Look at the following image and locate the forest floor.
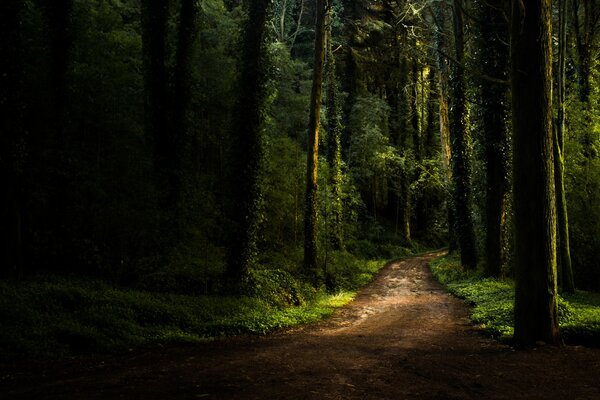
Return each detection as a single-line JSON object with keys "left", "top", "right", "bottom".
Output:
{"left": 1, "top": 251, "right": 599, "bottom": 399}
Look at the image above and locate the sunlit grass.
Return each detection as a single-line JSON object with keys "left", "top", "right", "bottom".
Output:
{"left": 0, "top": 256, "right": 381, "bottom": 359}
{"left": 430, "top": 254, "right": 600, "bottom": 345}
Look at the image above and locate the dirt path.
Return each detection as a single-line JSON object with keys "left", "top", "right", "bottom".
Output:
{"left": 2, "top": 252, "right": 600, "bottom": 399}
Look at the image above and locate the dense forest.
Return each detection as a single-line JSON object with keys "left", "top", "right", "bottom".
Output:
{"left": 0, "top": 0, "right": 599, "bottom": 357}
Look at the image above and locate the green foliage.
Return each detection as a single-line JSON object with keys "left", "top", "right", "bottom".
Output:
{"left": 0, "top": 274, "right": 356, "bottom": 359}
{"left": 430, "top": 255, "right": 600, "bottom": 344}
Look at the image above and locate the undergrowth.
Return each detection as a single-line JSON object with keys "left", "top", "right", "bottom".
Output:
{"left": 0, "top": 252, "right": 390, "bottom": 360}
{"left": 430, "top": 254, "right": 600, "bottom": 345}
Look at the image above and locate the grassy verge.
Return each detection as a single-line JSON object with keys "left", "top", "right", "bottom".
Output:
{"left": 430, "top": 254, "right": 600, "bottom": 345}
{"left": 0, "top": 257, "right": 387, "bottom": 360}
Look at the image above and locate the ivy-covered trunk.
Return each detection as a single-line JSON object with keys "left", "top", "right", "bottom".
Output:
{"left": 511, "top": 0, "right": 561, "bottom": 346}
{"left": 477, "top": 0, "right": 510, "bottom": 277}
{"left": 304, "top": 0, "right": 328, "bottom": 282}
{"left": 226, "top": 0, "right": 272, "bottom": 285}
{"left": 450, "top": 0, "right": 477, "bottom": 269}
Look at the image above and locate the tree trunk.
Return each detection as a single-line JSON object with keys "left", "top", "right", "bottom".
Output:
{"left": 571, "top": 0, "right": 592, "bottom": 103}
{"left": 325, "top": 19, "right": 344, "bottom": 251}
{"left": 555, "top": 0, "right": 575, "bottom": 294}
{"left": 434, "top": 1, "right": 457, "bottom": 252}
{"left": 477, "top": 0, "right": 510, "bottom": 277}
{"left": 226, "top": 0, "right": 273, "bottom": 284}
{"left": 511, "top": 0, "right": 561, "bottom": 346}
{"left": 304, "top": 0, "right": 328, "bottom": 282}
{"left": 171, "top": 0, "right": 198, "bottom": 205}
{"left": 450, "top": 0, "right": 477, "bottom": 269}
{"left": 0, "top": 0, "right": 25, "bottom": 276}
{"left": 141, "top": 0, "right": 170, "bottom": 200}
{"left": 424, "top": 67, "right": 437, "bottom": 158}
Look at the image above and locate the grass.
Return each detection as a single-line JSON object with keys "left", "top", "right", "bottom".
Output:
{"left": 0, "top": 255, "right": 388, "bottom": 360}
{"left": 429, "top": 254, "right": 600, "bottom": 345}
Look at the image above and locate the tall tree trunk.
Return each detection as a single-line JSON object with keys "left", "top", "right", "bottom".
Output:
{"left": 141, "top": 0, "right": 170, "bottom": 201}
{"left": 571, "top": 0, "right": 593, "bottom": 103}
{"left": 325, "top": 19, "right": 344, "bottom": 251}
{"left": 304, "top": 0, "right": 328, "bottom": 281}
{"left": 171, "top": 0, "right": 198, "bottom": 211}
{"left": 511, "top": 0, "right": 561, "bottom": 346}
{"left": 226, "top": 0, "right": 273, "bottom": 284}
{"left": 477, "top": 0, "right": 510, "bottom": 277}
{"left": 433, "top": 1, "right": 457, "bottom": 252}
{"left": 0, "top": 0, "right": 25, "bottom": 276}
{"left": 450, "top": 0, "right": 477, "bottom": 269}
{"left": 555, "top": 0, "right": 575, "bottom": 293}
{"left": 424, "top": 67, "right": 437, "bottom": 158}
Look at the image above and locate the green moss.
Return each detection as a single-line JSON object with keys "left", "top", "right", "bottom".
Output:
{"left": 430, "top": 254, "right": 600, "bottom": 345}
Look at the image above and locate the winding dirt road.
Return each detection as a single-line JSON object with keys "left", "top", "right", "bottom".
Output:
{"left": 2, "top": 251, "right": 600, "bottom": 399}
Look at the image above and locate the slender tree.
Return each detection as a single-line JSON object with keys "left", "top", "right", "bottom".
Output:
{"left": 511, "top": 0, "right": 561, "bottom": 346}
{"left": 555, "top": 0, "right": 575, "bottom": 293}
{"left": 432, "top": 2, "right": 457, "bottom": 252}
{"left": 476, "top": 0, "right": 511, "bottom": 277}
{"left": 325, "top": 17, "right": 344, "bottom": 251}
{"left": 141, "top": 0, "right": 170, "bottom": 201}
{"left": 304, "top": 0, "right": 329, "bottom": 281}
{"left": 171, "top": 0, "right": 199, "bottom": 198}
{"left": 226, "top": 0, "right": 273, "bottom": 283}
{"left": 450, "top": 0, "right": 477, "bottom": 269}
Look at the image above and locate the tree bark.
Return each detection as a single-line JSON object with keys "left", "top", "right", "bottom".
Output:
{"left": 477, "top": 0, "right": 510, "bottom": 277}
{"left": 171, "top": 0, "right": 198, "bottom": 203}
{"left": 555, "top": 0, "right": 575, "bottom": 293}
{"left": 304, "top": 0, "right": 328, "bottom": 281}
{"left": 226, "top": 0, "right": 273, "bottom": 284}
{"left": 450, "top": 0, "right": 477, "bottom": 269}
{"left": 325, "top": 17, "right": 344, "bottom": 251}
{"left": 141, "top": 0, "right": 170, "bottom": 199}
{"left": 511, "top": 0, "right": 561, "bottom": 346}
{"left": 433, "top": 1, "right": 457, "bottom": 252}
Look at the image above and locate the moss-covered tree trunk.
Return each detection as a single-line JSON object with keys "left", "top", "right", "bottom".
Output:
{"left": 434, "top": 0, "right": 457, "bottom": 252}
{"left": 477, "top": 0, "right": 510, "bottom": 277}
{"left": 304, "top": 0, "right": 328, "bottom": 282}
{"left": 511, "top": 0, "right": 561, "bottom": 346}
{"left": 0, "top": 0, "right": 25, "bottom": 276}
{"left": 450, "top": 0, "right": 477, "bottom": 269}
{"left": 325, "top": 18, "right": 344, "bottom": 251}
{"left": 555, "top": 0, "right": 575, "bottom": 293}
{"left": 226, "top": 0, "right": 272, "bottom": 284}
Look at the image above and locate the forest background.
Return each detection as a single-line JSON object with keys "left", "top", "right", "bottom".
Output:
{"left": 0, "top": 0, "right": 598, "bottom": 356}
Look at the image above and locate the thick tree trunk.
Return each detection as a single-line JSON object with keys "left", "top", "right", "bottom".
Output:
{"left": 226, "top": 0, "right": 272, "bottom": 283}
{"left": 450, "top": 0, "right": 477, "bottom": 269}
{"left": 304, "top": 0, "right": 328, "bottom": 282}
{"left": 511, "top": 0, "right": 561, "bottom": 346}
{"left": 0, "top": 0, "right": 25, "bottom": 276}
{"left": 477, "top": 0, "right": 510, "bottom": 277}
{"left": 555, "top": 0, "right": 575, "bottom": 293}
